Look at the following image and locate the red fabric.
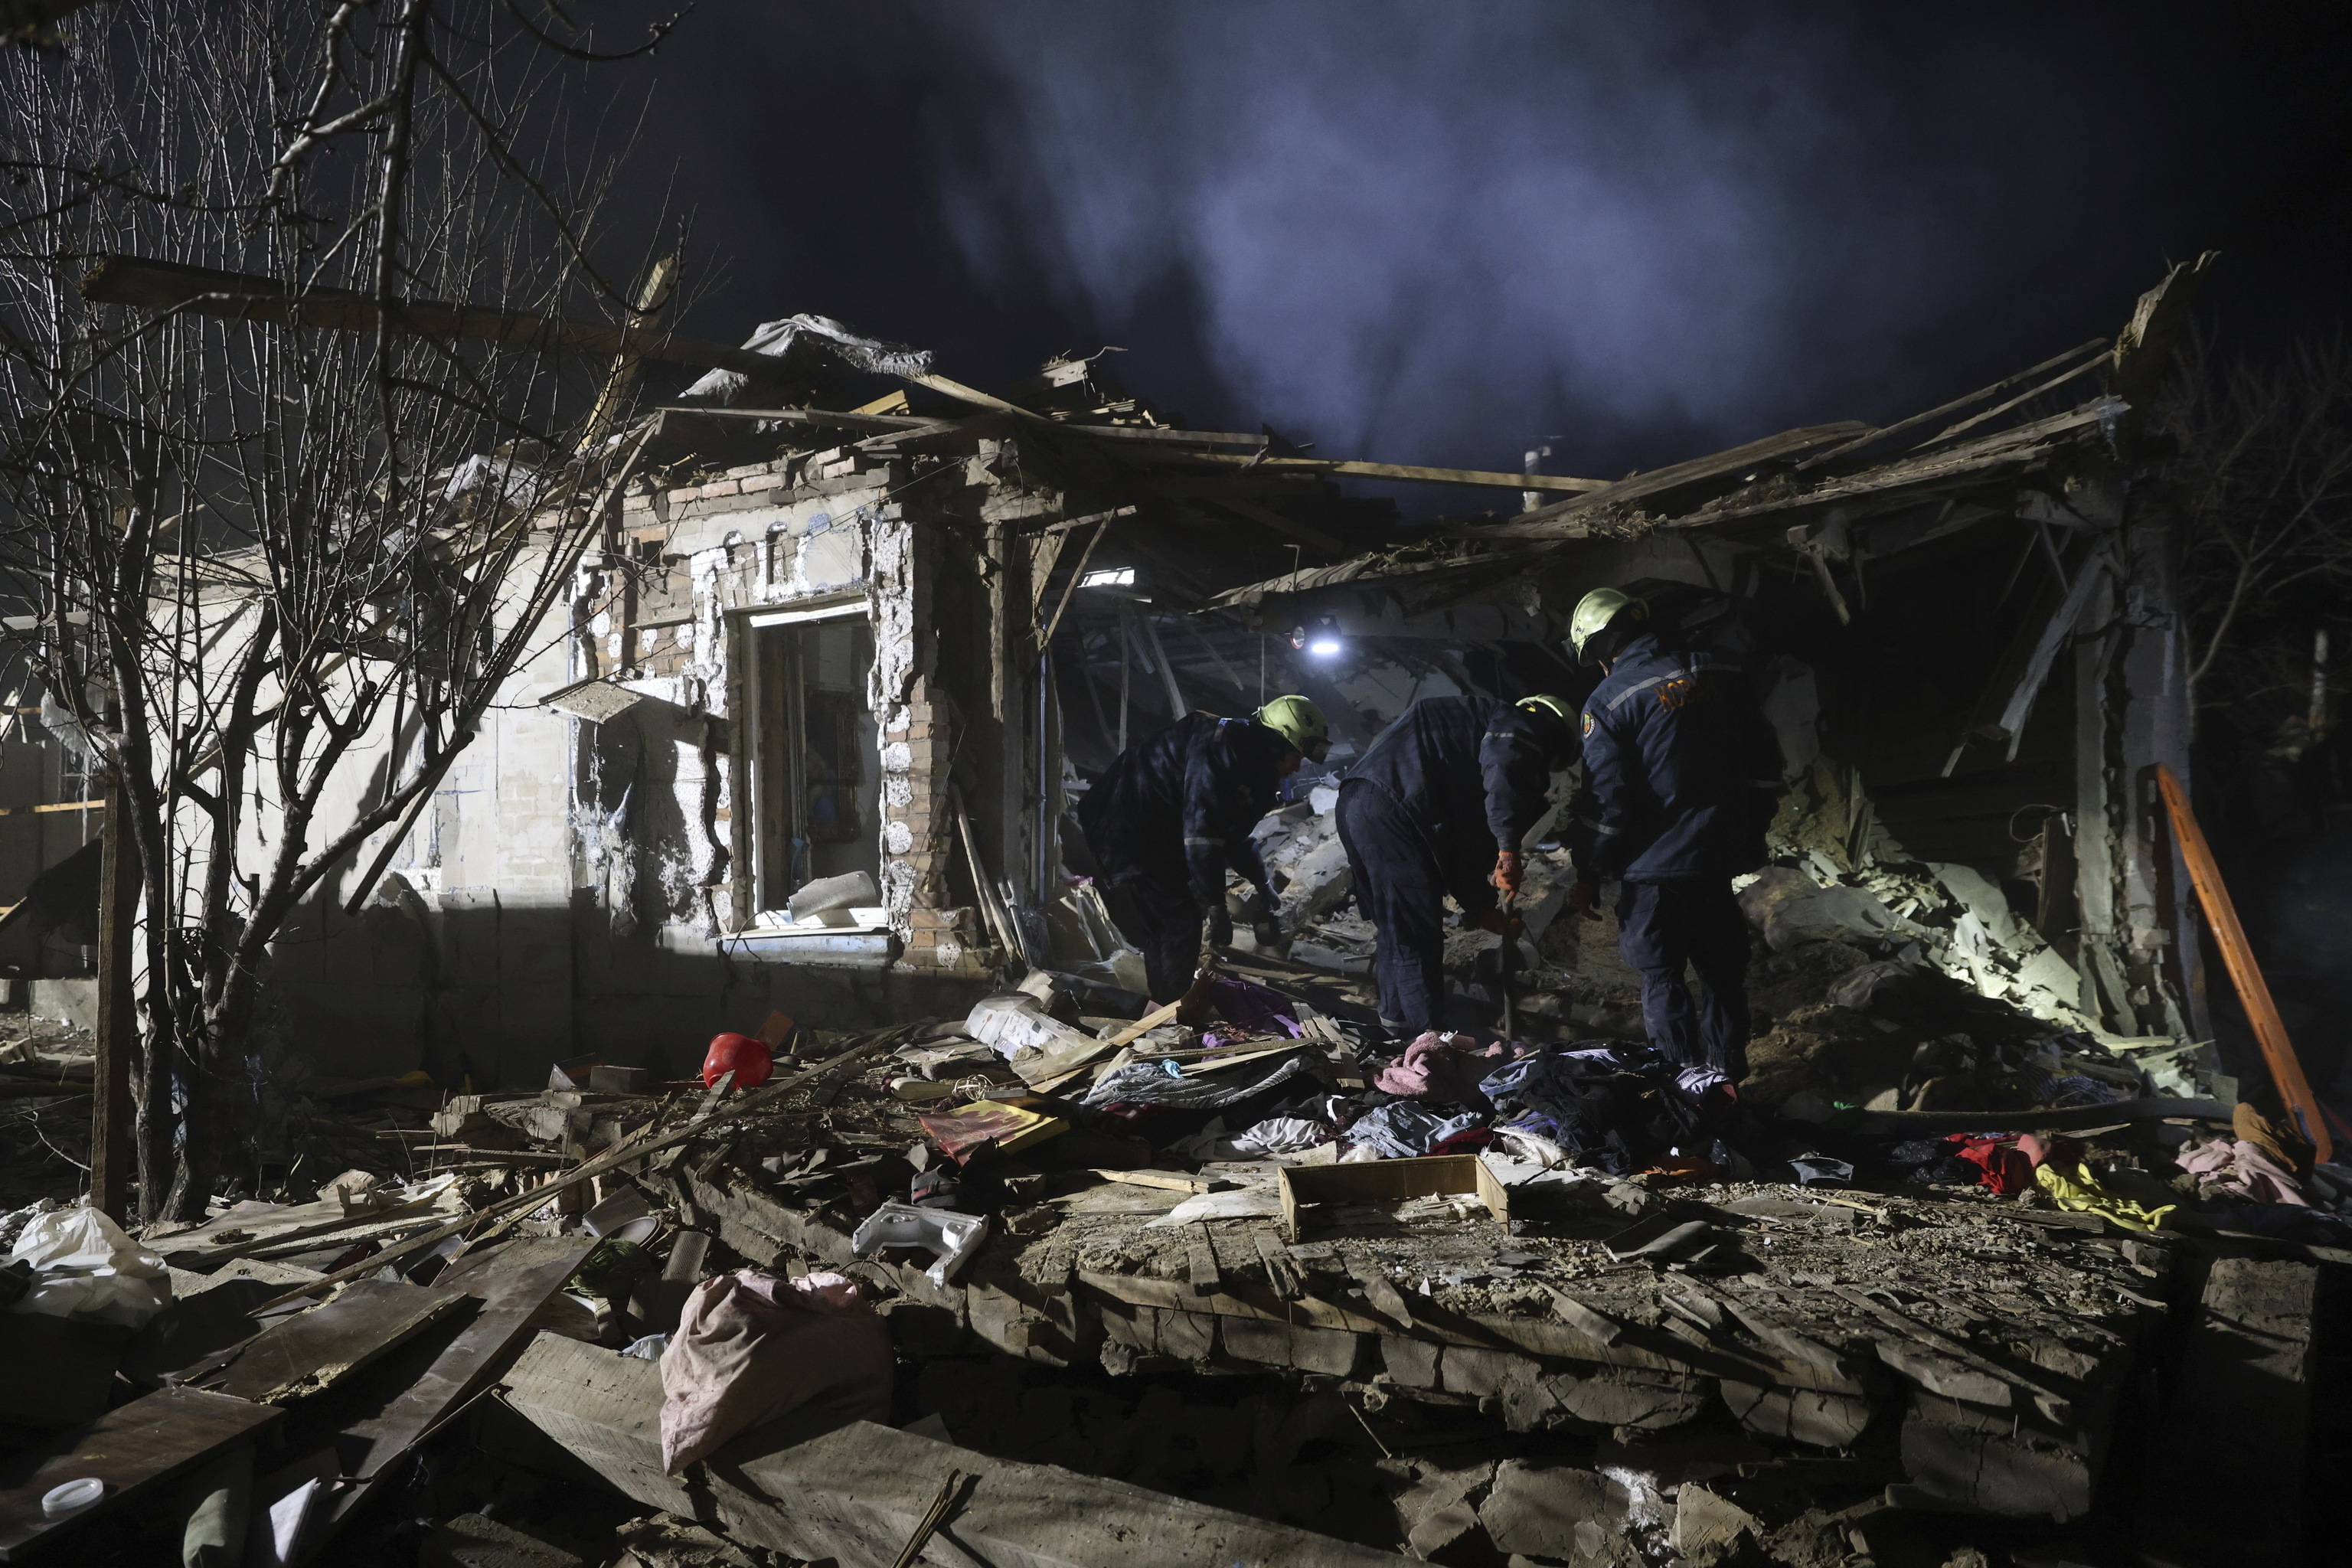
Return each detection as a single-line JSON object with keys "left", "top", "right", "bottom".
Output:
{"left": 1946, "top": 1132, "right": 2035, "bottom": 1195}
{"left": 702, "top": 1032, "right": 773, "bottom": 1089}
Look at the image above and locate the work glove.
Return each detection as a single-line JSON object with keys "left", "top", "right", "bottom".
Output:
{"left": 1205, "top": 905, "right": 1234, "bottom": 949}
{"left": 1472, "top": 907, "right": 1524, "bottom": 940}
{"left": 1252, "top": 914, "right": 1285, "bottom": 948}
{"left": 1491, "top": 849, "right": 1524, "bottom": 898}
{"left": 1570, "top": 879, "right": 1603, "bottom": 923}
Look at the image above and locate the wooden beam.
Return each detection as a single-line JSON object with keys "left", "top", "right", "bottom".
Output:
{"left": 90, "top": 778, "right": 134, "bottom": 1223}
{"left": 1795, "top": 339, "right": 2109, "bottom": 471}
{"left": 2156, "top": 765, "right": 2332, "bottom": 1163}
{"left": 82, "top": 255, "right": 783, "bottom": 379}
{"left": 0, "top": 1387, "right": 283, "bottom": 1560}
{"left": 1142, "top": 449, "right": 1608, "bottom": 492}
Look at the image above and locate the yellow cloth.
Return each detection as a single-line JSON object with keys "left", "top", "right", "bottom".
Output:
{"left": 2035, "top": 1159, "right": 2175, "bottom": 1233}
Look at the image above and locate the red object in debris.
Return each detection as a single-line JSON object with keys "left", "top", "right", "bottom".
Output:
{"left": 703, "top": 1032, "right": 773, "bottom": 1090}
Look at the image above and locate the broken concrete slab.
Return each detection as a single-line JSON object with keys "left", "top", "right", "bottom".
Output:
{"left": 500, "top": 1333, "right": 1413, "bottom": 1566}
{"left": 1475, "top": 1459, "right": 1628, "bottom": 1563}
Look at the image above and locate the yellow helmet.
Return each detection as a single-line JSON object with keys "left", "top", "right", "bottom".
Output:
{"left": 1255, "top": 694, "right": 1329, "bottom": 761}
{"left": 1517, "top": 694, "right": 1572, "bottom": 726}
{"left": 1569, "top": 586, "right": 1648, "bottom": 663}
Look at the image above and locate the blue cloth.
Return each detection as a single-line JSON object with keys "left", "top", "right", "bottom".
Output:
{"left": 1614, "top": 877, "right": 1753, "bottom": 1077}
{"left": 1567, "top": 633, "right": 1782, "bottom": 882}
{"left": 1345, "top": 1102, "right": 1483, "bottom": 1159}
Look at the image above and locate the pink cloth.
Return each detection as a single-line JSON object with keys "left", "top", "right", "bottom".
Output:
{"left": 1374, "top": 1031, "right": 1504, "bottom": 1107}
{"left": 658, "top": 1269, "right": 893, "bottom": 1472}
{"left": 2176, "top": 1138, "right": 2310, "bottom": 1207}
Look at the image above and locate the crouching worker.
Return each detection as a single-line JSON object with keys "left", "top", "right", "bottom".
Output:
{"left": 1336, "top": 694, "right": 1575, "bottom": 1036}
{"left": 1077, "top": 696, "right": 1328, "bottom": 1002}
{"left": 1565, "top": 588, "right": 1782, "bottom": 1081}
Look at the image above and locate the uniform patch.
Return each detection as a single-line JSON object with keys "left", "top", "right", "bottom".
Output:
{"left": 1656, "top": 675, "right": 1698, "bottom": 710}
{"left": 1580, "top": 712, "right": 1595, "bottom": 738}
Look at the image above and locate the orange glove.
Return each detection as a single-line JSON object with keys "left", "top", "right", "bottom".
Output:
{"left": 1491, "top": 849, "right": 1524, "bottom": 897}
{"left": 1570, "top": 880, "right": 1603, "bottom": 923}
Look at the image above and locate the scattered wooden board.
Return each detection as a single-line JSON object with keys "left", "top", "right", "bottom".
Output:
{"left": 294, "top": 1236, "right": 597, "bottom": 1563}
{"left": 0, "top": 1386, "right": 283, "bottom": 1560}
{"left": 201, "top": 1279, "right": 465, "bottom": 1404}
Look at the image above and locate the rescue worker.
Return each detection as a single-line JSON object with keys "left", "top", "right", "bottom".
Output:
{"left": 1335, "top": 694, "right": 1576, "bottom": 1035}
{"left": 1564, "top": 587, "right": 1782, "bottom": 1081}
{"left": 1077, "top": 695, "right": 1330, "bottom": 1002}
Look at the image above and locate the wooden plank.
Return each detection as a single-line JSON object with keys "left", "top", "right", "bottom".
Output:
{"left": 152, "top": 1191, "right": 456, "bottom": 1269}
{"left": 1028, "top": 998, "right": 1184, "bottom": 1093}
{"left": 0, "top": 1386, "right": 282, "bottom": 1560}
{"left": 1794, "top": 338, "right": 2109, "bottom": 471}
{"left": 203, "top": 1279, "right": 465, "bottom": 1404}
{"left": 1135, "top": 448, "right": 1609, "bottom": 492}
{"left": 2157, "top": 766, "right": 2333, "bottom": 1161}
{"left": 1466, "top": 421, "right": 1870, "bottom": 537}
{"left": 81, "top": 255, "right": 789, "bottom": 381}
{"left": 249, "top": 1030, "right": 907, "bottom": 1314}
{"left": 296, "top": 1236, "right": 597, "bottom": 1563}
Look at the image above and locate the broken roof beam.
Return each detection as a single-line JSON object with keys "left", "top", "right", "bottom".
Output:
{"left": 1794, "top": 338, "right": 2109, "bottom": 472}
{"left": 1467, "top": 421, "right": 1870, "bottom": 539}
{"left": 81, "top": 255, "right": 786, "bottom": 379}
{"left": 1145, "top": 449, "right": 1609, "bottom": 493}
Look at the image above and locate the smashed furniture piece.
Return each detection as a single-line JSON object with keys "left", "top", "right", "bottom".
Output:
{"left": 851, "top": 1201, "right": 988, "bottom": 1286}
{"left": 0, "top": 1385, "right": 282, "bottom": 1560}
{"left": 501, "top": 1334, "right": 1412, "bottom": 1567}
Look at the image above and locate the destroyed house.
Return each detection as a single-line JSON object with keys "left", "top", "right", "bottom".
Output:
{"left": 8, "top": 260, "right": 2341, "bottom": 1568}
{"left": 133, "top": 258, "right": 2217, "bottom": 1102}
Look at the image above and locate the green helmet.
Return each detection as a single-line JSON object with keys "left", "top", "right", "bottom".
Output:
{"left": 1517, "top": 694, "right": 1572, "bottom": 727}
{"left": 1255, "top": 694, "right": 1329, "bottom": 760}
{"left": 1569, "top": 586, "right": 1648, "bottom": 664}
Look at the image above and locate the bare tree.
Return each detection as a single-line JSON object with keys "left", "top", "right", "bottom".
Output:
{"left": 2161, "top": 328, "right": 2352, "bottom": 732}
{"left": 0, "top": 0, "right": 678, "bottom": 1218}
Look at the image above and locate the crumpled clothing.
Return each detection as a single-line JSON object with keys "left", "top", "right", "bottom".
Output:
{"left": 1170, "top": 1116, "right": 1334, "bottom": 1162}
{"left": 2177, "top": 1138, "right": 2308, "bottom": 1207}
{"left": 1344, "top": 1102, "right": 1483, "bottom": 1160}
{"left": 2233, "top": 1102, "right": 2314, "bottom": 1176}
{"left": 7, "top": 1206, "right": 172, "bottom": 1328}
{"left": 1374, "top": 1032, "right": 1504, "bottom": 1107}
{"left": 1947, "top": 1133, "right": 2036, "bottom": 1196}
{"left": 1477, "top": 1043, "right": 1729, "bottom": 1177}
{"left": 2035, "top": 1159, "right": 2175, "bottom": 1233}
{"left": 1081, "top": 1049, "right": 1324, "bottom": 1109}
{"left": 660, "top": 1269, "right": 892, "bottom": 1473}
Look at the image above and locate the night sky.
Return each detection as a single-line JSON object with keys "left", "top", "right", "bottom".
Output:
{"left": 617, "top": 2, "right": 2352, "bottom": 491}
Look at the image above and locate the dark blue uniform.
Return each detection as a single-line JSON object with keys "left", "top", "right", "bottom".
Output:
{"left": 1567, "top": 632, "right": 1782, "bottom": 1077}
{"left": 1078, "top": 714, "right": 1291, "bottom": 1001}
{"left": 1336, "top": 697, "right": 1570, "bottom": 1031}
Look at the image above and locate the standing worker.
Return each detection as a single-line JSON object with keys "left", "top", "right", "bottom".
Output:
{"left": 1564, "top": 588, "right": 1783, "bottom": 1081}
{"left": 1335, "top": 694, "right": 1576, "bottom": 1036}
{"left": 1078, "top": 696, "right": 1329, "bottom": 1002}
